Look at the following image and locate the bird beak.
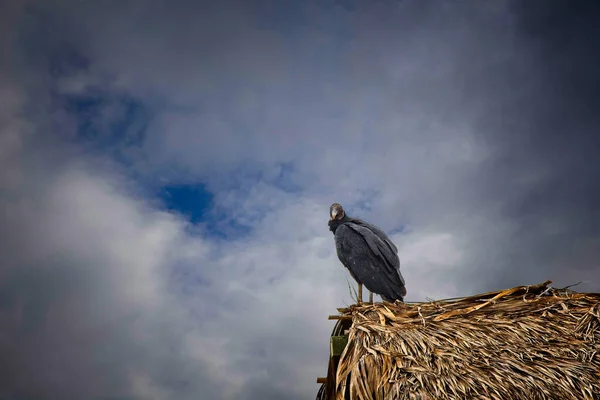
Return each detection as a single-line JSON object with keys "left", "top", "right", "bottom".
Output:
{"left": 330, "top": 210, "right": 337, "bottom": 220}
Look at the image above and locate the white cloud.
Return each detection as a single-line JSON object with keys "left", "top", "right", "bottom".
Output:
{"left": 396, "top": 232, "right": 466, "bottom": 300}
{"left": 129, "top": 371, "right": 172, "bottom": 400}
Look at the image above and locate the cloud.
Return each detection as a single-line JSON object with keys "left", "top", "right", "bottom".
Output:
{"left": 0, "top": 156, "right": 217, "bottom": 398}
{"left": 2, "top": 0, "right": 600, "bottom": 399}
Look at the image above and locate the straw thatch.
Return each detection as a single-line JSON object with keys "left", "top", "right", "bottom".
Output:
{"left": 333, "top": 281, "right": 600, "bottom": 400}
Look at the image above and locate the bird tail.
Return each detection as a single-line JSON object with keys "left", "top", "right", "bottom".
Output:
{"left": 382, "top": 285, "right": 407, "bottom": 302}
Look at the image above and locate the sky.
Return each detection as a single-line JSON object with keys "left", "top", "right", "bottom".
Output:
{"left": 1, "top": 0, "right": 599, "bottom": 399}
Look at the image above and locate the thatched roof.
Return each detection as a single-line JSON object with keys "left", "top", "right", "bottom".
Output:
{"left": 332, "top": 281, "right": 600, "bottom": 400}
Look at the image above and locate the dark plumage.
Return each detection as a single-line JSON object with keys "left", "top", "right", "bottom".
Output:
{"left": 328, "top": 203, "right": 406, "bottom": 303}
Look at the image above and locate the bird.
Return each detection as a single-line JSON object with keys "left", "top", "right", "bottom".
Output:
{"left": 328, "top": 202, "right": 407, "bottom": 304}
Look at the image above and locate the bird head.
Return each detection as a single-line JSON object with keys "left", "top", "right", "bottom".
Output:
{"left": 330, "top": 203, "right": 345, "bottom": 221}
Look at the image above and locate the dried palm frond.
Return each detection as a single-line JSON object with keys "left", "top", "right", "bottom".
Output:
{"left": 333, "top": 281, "right": 600, "bottom": 400}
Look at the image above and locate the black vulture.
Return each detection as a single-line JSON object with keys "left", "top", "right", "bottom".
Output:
{"left": 328, "top": 202, "right": 407, "bottom": 304}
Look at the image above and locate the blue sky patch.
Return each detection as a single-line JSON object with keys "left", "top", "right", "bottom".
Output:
{"left": 157, "top": 183, "right": 257, "bottom": 240}
{"left": 159, "top": 183, "right": 214, "bottom": 224}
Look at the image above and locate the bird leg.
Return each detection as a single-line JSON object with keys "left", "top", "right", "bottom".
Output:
{"left": 357, "top": 283, "right": 363, "bottom": 304}
{"left": 369, "top": 291, "right": 373, "bottom": 304}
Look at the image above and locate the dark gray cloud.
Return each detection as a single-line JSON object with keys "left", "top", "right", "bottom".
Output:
{"left": 2, "top": 1, "right": 600, "bottom": 399}
{"left": 458, "top": 0, "right": 600, "bottom": 291}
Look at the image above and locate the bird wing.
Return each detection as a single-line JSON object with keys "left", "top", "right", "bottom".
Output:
{"left": 346, "top": 222, "right": 404, "bottom": 285}
{"left": 353, "top": 219, "right": 398, "bottom": 253}
{"left": 351, "top": 220, "right": 405, "bottom": 289}
{"left": 336, "top": 223, "right": 407, "bottom": 299}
